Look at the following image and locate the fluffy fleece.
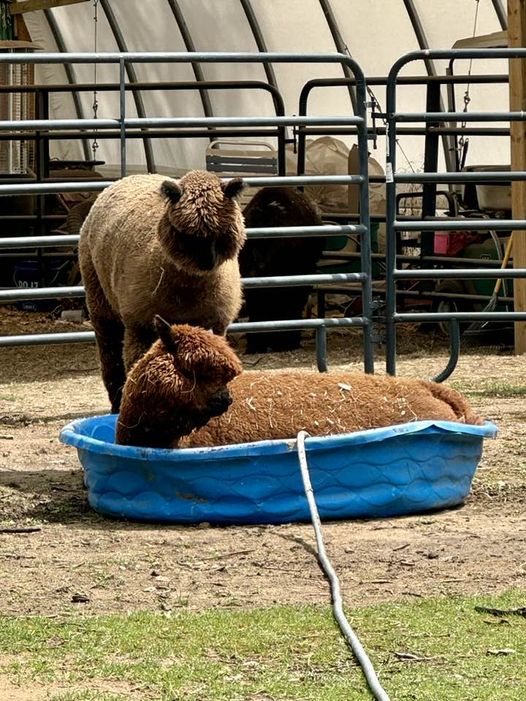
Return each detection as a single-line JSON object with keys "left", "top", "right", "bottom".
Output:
{"left": 240, "top": 187, "right": 326, "bottom": 353}
{"left": 116, "top": 317, "right": 243, "bottom": 448}
{"left": 79, "top": 170, "right": 245, "bottom": 413}
{"left": 180, "top": 370, "right": 483, "bottom": 447}
{"left": 116, "top": 322, "right": 482, "bottom": 449}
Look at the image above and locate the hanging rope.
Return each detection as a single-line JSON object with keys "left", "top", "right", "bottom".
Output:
{"left": 91, "top": 0, "right": 99, "bottom": 160}
{"left": 366, "top": 85, "right": 416, "bottom": 173}
{"left": 457, "top": 0, "right": 480, "bottom": 170}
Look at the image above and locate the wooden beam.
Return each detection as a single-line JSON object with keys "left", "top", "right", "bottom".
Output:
{"left": 508, "top": 0, "right": 526, "bottom": 354}
{"left": 9, "top": 0, "right": 89, "bottom": 15}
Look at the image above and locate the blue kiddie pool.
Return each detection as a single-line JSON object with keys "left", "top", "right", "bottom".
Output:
{"left": 59, "top": 415, "right": 497, "bottom": 525}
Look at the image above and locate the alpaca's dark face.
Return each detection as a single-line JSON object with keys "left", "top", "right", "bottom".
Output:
{"left": 189, "top": 386, "right": 232, "bottom": 430}
{"left": 146, "top": 318, "right": 243, "bottom": 439}
{"left": 206, "top": 386, "right": 233, "bottom": 417}
{"left": 159, "top": 172, "right": 246, "bottom": 275}
{"left": 170, "top": 230, "right": 239, "bottom": 273}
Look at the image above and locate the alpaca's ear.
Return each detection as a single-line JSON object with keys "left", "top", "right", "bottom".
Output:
{"left": 222, "top": 177, "right": 244, "bottom": 200}
{"left": 154, "top": 315, "right": 180, "bottom": 352}
{"left": 161, "top": 180, "right": 183, "bottom": 205}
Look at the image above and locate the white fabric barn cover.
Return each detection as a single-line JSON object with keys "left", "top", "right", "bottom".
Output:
{"left": 11, "top": 0, "right": 511, "bottom": 175}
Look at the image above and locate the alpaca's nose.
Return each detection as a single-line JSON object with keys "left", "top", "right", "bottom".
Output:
{"left": 208, "top": 387, "right": 232, "bottom": 416}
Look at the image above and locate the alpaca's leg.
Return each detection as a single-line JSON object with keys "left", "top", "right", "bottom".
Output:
{"left": 80, "top": 253, "right": 126, "bottom": 413}
{"left": 123, "top": 324, "right": 156, "bottom": 373}
{"left": 92, "top": 316, "right": 126, "bottom": 413}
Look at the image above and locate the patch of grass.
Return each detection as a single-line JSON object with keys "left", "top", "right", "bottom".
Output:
{"left": 0, "top": 590, "right": 525, "bottom": 700}
{"left": 451, "top": 379, "right": 526, "bottom": 399}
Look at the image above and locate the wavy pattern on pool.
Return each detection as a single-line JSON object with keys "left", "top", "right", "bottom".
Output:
{"left": 60, "top": 415, "right": 497, "bottom": 525}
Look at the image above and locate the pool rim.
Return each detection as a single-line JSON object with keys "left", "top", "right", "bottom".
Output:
{"left": 59, "top": 414, "right": 498, "bottom": 463}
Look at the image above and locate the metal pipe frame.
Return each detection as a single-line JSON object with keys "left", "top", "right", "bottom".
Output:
{"left": 0, "top": 50, "right": 373, "bottom": 373}
{"left": 385, "top": 47, "right": 526, "bottom": 377}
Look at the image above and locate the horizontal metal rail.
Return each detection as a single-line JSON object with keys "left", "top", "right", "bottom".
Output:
{"left": 395, "top": 111, "right": 526, "bottom": 122}
{"left": 235, "top": 273, "right": 365, "bottom": 288}
{"left": 395, "top": 219, "right": 521, "bottom": 231}
{"left": 0, "top": 271, "right": 367, "bottom": 303}
{"left": 0, "top": 235, "right": 80, "bottom": 250}
{"left": 0, "top": 286, "right": 83, "bottom": 302}
{"left": 0, "top": 316, "right": 367, "bottom": 348}
{"left": 0, "top": 174, "right": 364, "bottom": 196}
{"left": 394, "top": 268, "right": 526, "bottom": 280}
{"left": 395, "top": 171, "right": 523, "bottom": 183}
{"left": 0, "top": 51, "right": 367, "bottom": 66}
{"left": 0, "top": 224, "right": 363, "bottom": 252}
{"left": 0, "top": 115, "right": 363, "bottom": 131}
{"left": 246, "top": 224, "right": 365, "bottom": 238}
{"left": 395, "top": 312, "right": 526, "bottom": 322}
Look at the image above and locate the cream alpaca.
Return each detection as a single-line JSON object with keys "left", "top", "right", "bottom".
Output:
{"left": 79, "top": 170, "right": 245, "bottom": 412}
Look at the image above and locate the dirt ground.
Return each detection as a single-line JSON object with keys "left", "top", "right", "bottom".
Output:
{"left": 0, "top": 309, "right": 525, "bottom": 618}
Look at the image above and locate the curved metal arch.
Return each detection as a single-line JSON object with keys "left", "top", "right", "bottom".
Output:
{"left": 237, "top": 0, "right": 287, "bottom": 167}
{"left": 238, "top": 0, "right": 278, "bottom": 90}
{"left": 317, "top": 0, "right": 356, "bottom": 112}
{"left": 402, "top": 0, "right": 437, "bottom": 79}
{"left": 44, "top": 8, "right": 91, "bottom": 160}
{"left": 165, "top": 0, "right": 213, "bottom": 118}
{"left": 99, "top": 0, "right": 155, "bottom": 172}
{"left": 401, "top": 0, "right": 454, "bottom": 173}
{"left": 492, "top": 0, "right": 507, "bottom": 30}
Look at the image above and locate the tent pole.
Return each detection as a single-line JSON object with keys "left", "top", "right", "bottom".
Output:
{"left": 508, "top": 0, "right": 526, "bottom": 353}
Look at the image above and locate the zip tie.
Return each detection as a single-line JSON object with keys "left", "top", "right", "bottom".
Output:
{"left": 296, "top": 430, "right": 391, "bottom": 701}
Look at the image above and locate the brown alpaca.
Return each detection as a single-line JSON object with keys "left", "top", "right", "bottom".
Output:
{"left": 79, "top": 170, "right": 246, "bottom": 413}
{"left": 116, "top": 317, "right": 243, "bottom": 448}
{"left": 180, "top": 370, "right": 483, "bottom": 448}
{"left": 116, "top": 322, "right": 482, "bottom": 449}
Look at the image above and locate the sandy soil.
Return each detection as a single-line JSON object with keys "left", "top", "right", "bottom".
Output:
{"left": 0, "top": 310, "right": 525, "bottom": 618}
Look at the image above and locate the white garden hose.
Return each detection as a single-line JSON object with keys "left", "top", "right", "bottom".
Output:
{"left": 296, "top": 430, "right": 391, "bottom": 701}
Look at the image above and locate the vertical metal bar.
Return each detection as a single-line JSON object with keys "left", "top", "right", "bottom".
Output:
{"left": 355, "top": 73, "right": 374, "bottom": 373}
{"left": 385, "top": 69, "right": 398, "bottom": 376}
{"left": 34, "top": 89, "right": 48, "bottom": 287}
{"left": 445, "top": 64, "right": 460, "bottom": 172}
{"left": 99, "top": 0, "right": 155, "bottom": 172}
{"left": 421, "top": 81, "right": 441, "bottom": 257}
{"left": 119, "top": 58, "right": 126, "bottom": 177}
{"left": 43, "top": 8, "right": 91, "bottom": 161}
